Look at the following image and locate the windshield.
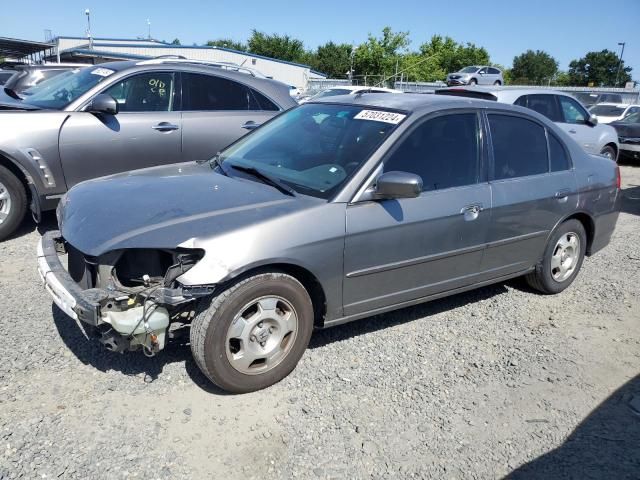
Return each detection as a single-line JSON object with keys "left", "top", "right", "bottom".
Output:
{"left": 21, "top": 66, "right": 116, "bottom": 109}
{"left": 459, "top": 67, "right": 479, "bottom": 73}
{"left": 590, "top": 105, "right": 626, "bottom": 116}
{"left": 219, "top": 103, "right": 405, "bottom": 199}
{"left": 620, "top": 111, "right": 640, "bottom": 124}
{"left": 310, "top": 88, "right": 353, "bottom": 100}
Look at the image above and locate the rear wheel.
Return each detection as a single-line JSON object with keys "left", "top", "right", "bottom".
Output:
{"left": 600, "top": 145, "right": 616, "bottom": 162}
{"left": 494, "top": 80, "right": 502, "bottom": 86}
{"left": 526, "top": 219, "right": 586, "bottom": 294}
{"left": 0, "top": 165, "right": 27, "bottom": 241}
{"left": 190, "top": 272, "right": 314, "bottom": 393}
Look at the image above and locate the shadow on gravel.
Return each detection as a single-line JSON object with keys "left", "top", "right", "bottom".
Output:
{"left": 4, "top": 211, "right": 58, "bottom": 241}
{"left": 51, "top": 304, "right": 230, "bottom": 395}
{"left": 309, "top": 282, "right": 509, "bottom": 349}
{"left": 621, "top": 185, "right": 640, "bottom": 216}
{"left": 506, "top": 374, "right": 640, "bottom": 479}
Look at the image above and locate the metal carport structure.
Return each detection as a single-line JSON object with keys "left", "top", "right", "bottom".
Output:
{"left": 0, "top": 37, "right": 55, "bottom": 63}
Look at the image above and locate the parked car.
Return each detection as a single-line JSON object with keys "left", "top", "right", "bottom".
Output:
{"left": 610, "top": 111, "right": 640, "bottom": 161}
{"left": 0, "top": 59, "right": 297, "bottom": 240}
{"left": 436, "top": 87, "right": 619, "bottom": 160}
{"left": 572, "top": 92, "right": 623, "bottom": 109}
{"left": 589, "top": 103, "right": 640, "bottom": 124}
{"left": 299, "top": 85, "right": 402, "bottom": 103}
{"left": 446, "top": 66, "right": 503, "bottom": 86}
{"left": 3, "top": 63, "right": 92, "bottom": 95}
{"left": 38, "top": 93, "right": 621, "bottom": 393}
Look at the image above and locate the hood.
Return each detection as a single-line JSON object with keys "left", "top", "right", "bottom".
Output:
{"left": 0, "top": 89, "right": 40, "bottom": 110}
{"left": 59, "top": 162, "right": 317, "bottom": 256}
{"left": 610, "top": 122, "right": 640, "bottom": 137}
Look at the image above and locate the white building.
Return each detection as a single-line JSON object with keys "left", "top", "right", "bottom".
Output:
{"left": 52, "top": 36, "right": 326, "bottom": 89}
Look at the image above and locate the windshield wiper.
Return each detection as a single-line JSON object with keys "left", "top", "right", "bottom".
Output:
{"left": 229, "top": 164, "right": 296, "bottom": 196}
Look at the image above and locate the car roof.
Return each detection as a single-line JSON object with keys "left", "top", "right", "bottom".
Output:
{"left": 436, "top": 86, "right": 578, "bottom": 103}
{"left": 593, "top": 102, "right": 636, "bottom": 107}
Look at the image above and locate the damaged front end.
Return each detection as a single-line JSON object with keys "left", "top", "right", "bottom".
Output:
{"left": 37, "top": 231, "right": 214, "bottom": 356}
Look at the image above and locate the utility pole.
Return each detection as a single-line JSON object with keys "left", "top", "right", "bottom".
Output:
{"left": 85, "top": 9, "right": 92, "bottom": 49}
{"left": 147, "top": 19, "right": 151, "bottom": 40}
{"left": 615, "top": 42, "right": 626, "bottom": 87}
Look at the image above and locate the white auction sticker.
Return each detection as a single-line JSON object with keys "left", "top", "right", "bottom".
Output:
{"left": 90, "top": 67, "right": 115, "bottom": 77}
{"left": 354, "top": 110, "right": 406, "bottom": 124}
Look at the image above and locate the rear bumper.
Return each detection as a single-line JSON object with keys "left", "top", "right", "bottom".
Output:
{"left": 36, "top": 231, "right": 102, "bottom": 325}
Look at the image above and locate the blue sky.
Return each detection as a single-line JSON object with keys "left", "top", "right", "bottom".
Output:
{"left": 1, "top": 0, "right": 638, "bottom": 78}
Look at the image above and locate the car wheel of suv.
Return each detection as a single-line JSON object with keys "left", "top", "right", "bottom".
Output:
{"left": 526, "top": 219, "right": 586, "bottom": 294}
{"left": 469, "top": 78, "right": 478, "bottom": 85}
{"left": 0, "top": 165, "right": 27, "bottom": 241}
{"left": 600, "top": 145, "right": 616, "bottom": 162}
{"left": 190, "top": 272, "right": 314, "bottom": 393}
{"left": 494, "top": 80, "right": 502, "bottom": 86}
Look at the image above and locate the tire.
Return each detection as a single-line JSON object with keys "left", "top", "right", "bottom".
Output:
{"left": 469, "top": 78, "right": 478, "bottom": 85}
{"left": 526, "top": 219, "right": 586, "bottom": 294}
{"left": 190, "top": 272, "right": 314, "bottom": 393}
{"left": 0, "top": 165, "right": 27, "bottom": 242}
{"left": 494, "top": 80, "right": 502, "bottom": 86}
{"left": 600, "top": 145, "right": 616, "bottom": 162}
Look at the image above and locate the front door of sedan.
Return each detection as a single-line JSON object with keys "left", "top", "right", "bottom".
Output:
{"left": 556, "top": 95, "right": 599, "bottom": 154}
{"left": 343, "top": 112, "right": 491, "bottom": 317}
{"left": 179, "top": 72, "right": 281, "bottom": 162}
{"left": 482, "top": 112, "right": 577, "bottom": 277}
{"left": 59, "top": 71, "right": 181, "bottom": 188}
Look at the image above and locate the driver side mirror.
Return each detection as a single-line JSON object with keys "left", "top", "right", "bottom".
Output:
{"left": 88, "top": 94, "right": 119, "bottom": 115}
{"left": 374, "top": 171, "right": 423, "bottom": 199}
{"left": 587, "top": 113, "right": 598, "bottom": 126}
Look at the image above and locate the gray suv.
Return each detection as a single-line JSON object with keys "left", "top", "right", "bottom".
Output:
{"left": 446, "top": 66, "right": 503, "bottom": 86}
{"left": 0, "top": 59, "right": 297, "bottom": 240}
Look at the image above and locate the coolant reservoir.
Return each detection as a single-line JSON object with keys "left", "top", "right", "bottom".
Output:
{"left": 103, "top": 301, "right": 170, "bottom": 336}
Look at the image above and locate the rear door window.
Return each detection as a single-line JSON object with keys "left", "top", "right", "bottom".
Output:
{"left": 518, "top": 94, "right": 563, "bottom": 122}
{"left": 488, "top": 68, "right": 500, "bottom": 75}
{"left": 488, "top": 114, "right": 548, "bottom": 180}
{"left": 182, "top": 72, "right": 277, "bottom": 111}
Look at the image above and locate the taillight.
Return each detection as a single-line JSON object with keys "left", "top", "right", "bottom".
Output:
{"left": 616, "top": 165, "right": 621, "bottom": 189}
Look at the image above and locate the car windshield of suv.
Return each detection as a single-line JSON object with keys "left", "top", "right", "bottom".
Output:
{"left": 619, "top": 112, "right": 640, "bottom": 124}
{"left": 219, "top": 103, "right": 405, "bottom": 199}
{"left": 590, "top": 105, "right": 626, "bottom": 116}
{"left": 310, "top": 88, "right": 354, "bottom": 100}
{"left": 459, "top": 67, "right": 479, "bottom": 73}
{"left": 21, "top": 66, "right": 115, "bottom": 110}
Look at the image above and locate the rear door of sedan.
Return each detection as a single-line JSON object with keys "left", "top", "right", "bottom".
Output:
{"left": 179, "top": 72, "right": 282, "bottom": 162}
{"left": 343, "top": 110, "right": 491, "bottom": 316}
{"left": 481, "top": 111, "right": 578, "bottom": 277}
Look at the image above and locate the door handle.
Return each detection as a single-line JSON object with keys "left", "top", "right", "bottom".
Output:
{"left": 152, "top": 122, "right": 179, "bottom": 132}
{"left": 461, "top": 204, "right": 483, "bottom": 221}
{"left": 568, "top": 129, "right": 577, "bottom": 134}
{"left": 555, "top": 189, "right": 571, "bottom": 202}
{"left": 241, "top": 121, "right": 261, "bottom": 130}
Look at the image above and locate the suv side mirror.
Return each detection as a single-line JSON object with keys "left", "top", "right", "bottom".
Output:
{"left": 374, "top": 171, "right": 422, "bottom": 199}
{"left": 88, "top": 94, "right": 119, "bottom": 115}
{"left": 588, "top": 113, "right": 598, "bottom": 126}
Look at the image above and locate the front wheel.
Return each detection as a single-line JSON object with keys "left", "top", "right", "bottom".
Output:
{"left": 469, "top": 78, "right": 478, "bottom": 85}
{"left": 0, "top": 165, "right": 27, "bottom": 242}
{"left": 600, "top": 145, "right": 616, "bottom": 162}
{"left": 190, "top": 272, "right": 314, "bottom": 393}
{"left": 526, "top": 219, "right": 586, "bottom": 294}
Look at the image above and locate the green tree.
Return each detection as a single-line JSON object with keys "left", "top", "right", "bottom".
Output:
{"left": 247, "top": 30, "right": 306, "bottom": 63}
{"left": 170, "top": 38, "right": 181, "bottom": 45}
{"left": 308, "top": 42, "right": 353, "bottom": 78}
{"left": 568, "top": 49, "right": 632, "bottom": 86}
{"left": 414, "top": 35, "right": 489, "bottom": 81}
{"left": 206, "top": 38, "right": 247, "bottom": 51}
{"left": 511, "top": 50, "right": 558, "bottom": 84}
{"left": 354, "top": 27, "right": 410, "bottom": 82}
{"left": 554, "top": 71, "right": 572, "bottom": 86}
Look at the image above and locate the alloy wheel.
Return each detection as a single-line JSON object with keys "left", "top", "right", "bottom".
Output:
{"left": 551, "top": 232, "right": 580, "bottom": 282}
{"left": 0, "top": 180, "right": 12, "bottom": 225}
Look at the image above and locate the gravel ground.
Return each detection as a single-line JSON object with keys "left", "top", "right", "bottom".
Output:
{"left": 1, "top": 165, "right": 639, "bottom": 480}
